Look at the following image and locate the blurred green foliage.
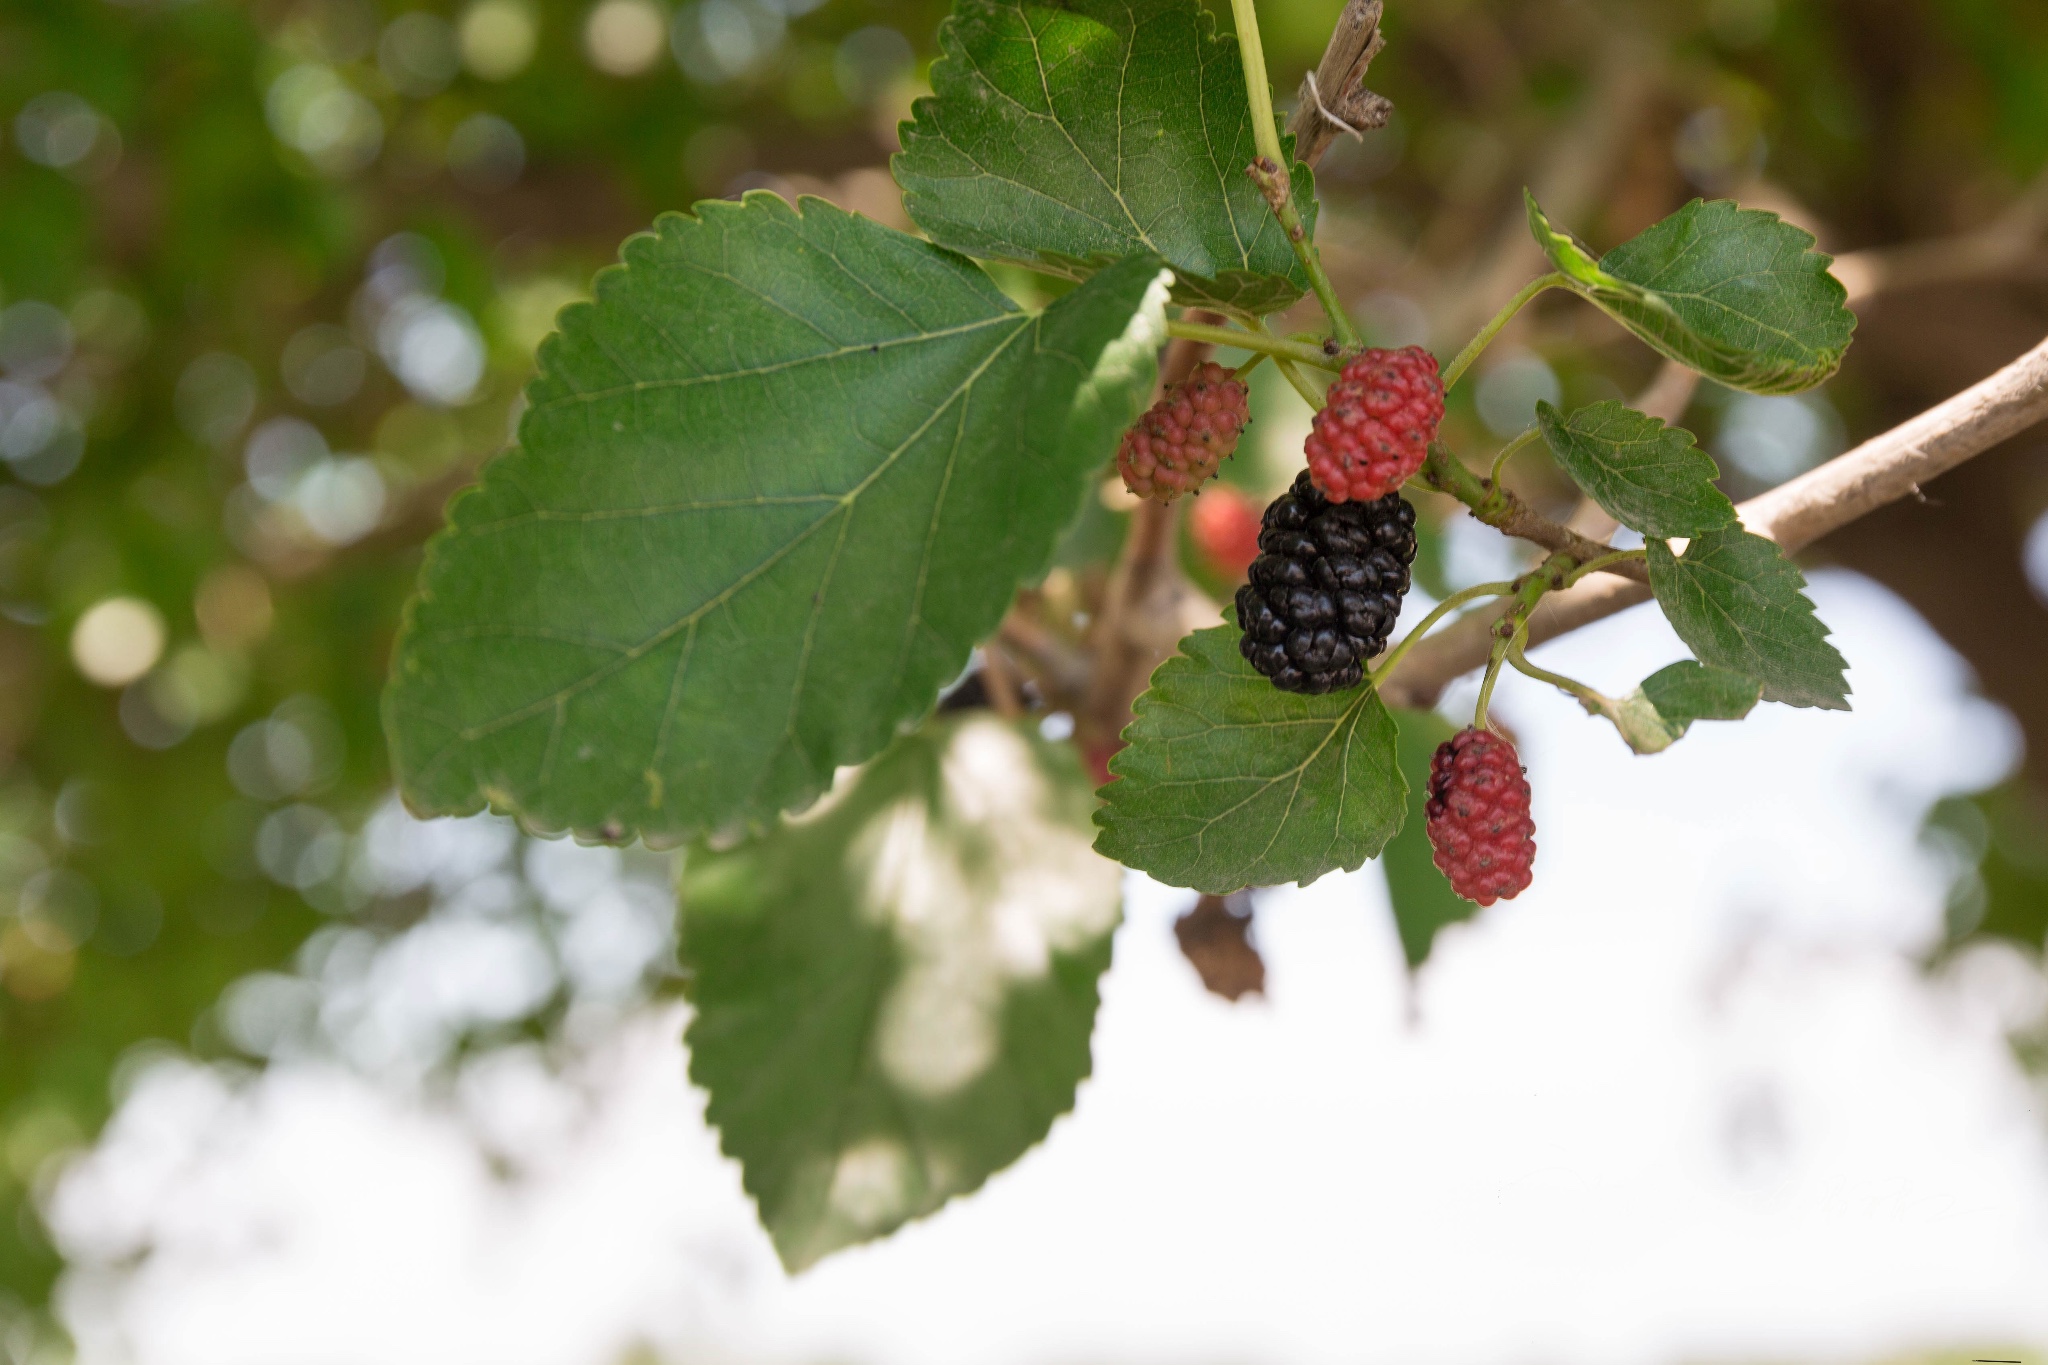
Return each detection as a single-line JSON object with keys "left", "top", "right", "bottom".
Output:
{"left": 0, "top": 0, "right": 962, "bottom": 1311}
{"left": 1929, "top": 778, "right": 2048, "bottom": 959}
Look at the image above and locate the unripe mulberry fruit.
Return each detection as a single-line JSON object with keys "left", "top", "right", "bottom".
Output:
{"left": 1189, "top": 483, "right": 1262, "bottom": 580}
{"left": 1425, "top": 728, "right": 1536, "bottom": 905}
{"left": 1117, "top": 362, "right": 1250, "bottom": 502}
{"left": 1304, "top": 345, "right": 1444, "bottom": 503}
{"left": 1234, "top": 471, "right": 1416, "bottom": 694}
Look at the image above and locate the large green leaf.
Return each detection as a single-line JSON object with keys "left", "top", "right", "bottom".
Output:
{"left": 1383, "top": 708, "right": 1474, "bottom": 970}
{"left": 1607, "top": 659, "right": 1762, "bottom": 754}
{"left": 1093, "top": 621, "right": 1406, "bottom": 894}
{"left": 679, "top": 716, "right": 1121, "bottom": 1271}
{"left": 1645, "top": 527, "right": 1850, "bottom": 710}
{"left": 384, "top": 196, "right": 1170, "bottom": 845}
{"left": 1526, "top": 192, "right": 1854, "bottom": 395}
{"left": 1534, "top": 400, "right": 1736, "bottom": 539}
{"left": 895, "top": 0, "right": 1317, "bottom": 315}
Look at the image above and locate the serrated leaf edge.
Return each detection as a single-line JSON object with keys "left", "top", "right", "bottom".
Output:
{"left": 384, "top": 194, "right": 1167, "bottom": 847}
{"left": 896, "top": 0, "right": 1318, "bottom": 314}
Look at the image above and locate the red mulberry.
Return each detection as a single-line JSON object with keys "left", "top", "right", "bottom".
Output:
{"left": 1304, "top": 345, "right": 1444, "bottom": 503}
{"left": 1117, "top": 362, "right": 1250, "bottom": 502}
{"left": 1425, "top": 728, "right": 1536, "bottom": 905}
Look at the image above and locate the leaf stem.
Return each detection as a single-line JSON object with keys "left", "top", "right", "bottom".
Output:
{"left": 1440, "top": 272, "right": 1568, "bottom": 390}
{"left": 1566, "top": 547, "right": 1648, "bottom": 584}
{"left": 1488, "top": 424, "right": 1542, "bottom": 485}
{"left": 1272, "top": 355, "right": 1325, "bottom": 409}
{"left": 1230, "top": 0, "right": 1360, "bottom": 349}
{"left": 1369, "top": 580, "right": 1516, "bottom": 684}
{"left": 1506, "top": 639, "right": 1610, "bottom": 713}
{"left": 1473, "top": 551, "right": 1575, "bottom": 731}
{"left": 1165, "top": 319, "right": 1342, "bottom": 370}
{"left": 1474, "top": 638, "right": 1510, "bottom": 733}
{"left": 1239, "top": 314, "right": 1331, "bottom": 408}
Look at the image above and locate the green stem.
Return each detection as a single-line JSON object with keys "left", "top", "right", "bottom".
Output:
{"left": 1369, "top": 580, "right": 1516, "bottom": 684}
{"left": 1165, "top": 319, "right": 1341, "bottom": 370}
{"left": 1488, "top": 425, "right": 1542, "bottom": 485}
{"left": 1228, "top": 0, "right": 1285, "bottom": 171}
{"left": 1415, "top": 441, "right": 1506, "bottom": 521}
{"left": 1272, "top": 355, "right": 1324, "bottom": 409}
{"left": 1566, "top": 547, "right": 1648, "bottom": 585}
{"left": 1473, "top": 551, "right": 1574, "bottom": 731}
{"left": 1233, "top": 351, "right": 1271, "bottom": 380}
{"left": 1507, "top": 639, "right": 1610, "bottom": 713}
{"left": 1229, "top": 0, "right": 1360, "bottom": 349}
{"left": 1440, "top": 272, "right": 1568, "bottom": 391}
{"left": 1474, "top": 641, "right": 1510, "bottom": 732}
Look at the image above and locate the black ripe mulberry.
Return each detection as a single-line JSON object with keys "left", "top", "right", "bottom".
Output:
{"left": 1234, "top": 472, "right": 1417, "bottom": 693}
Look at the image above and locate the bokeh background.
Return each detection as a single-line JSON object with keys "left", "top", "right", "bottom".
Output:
{"left": 3, "top": 0, "right": 2048, "bottom": 1360}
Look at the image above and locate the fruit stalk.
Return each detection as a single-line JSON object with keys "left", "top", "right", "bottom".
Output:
{"left": 1163, "top": 319, "right": 1341, "bottom": 370}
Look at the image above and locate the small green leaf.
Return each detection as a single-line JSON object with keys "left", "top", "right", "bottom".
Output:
{"left": 1639, "top": 659, "right": 1763, "bottom": 725}
{"left": 1093, "top": 622, "right": 1407, "bottom": 894}
{"left": 1606, "top": 661, "right": 1760, "bottom": 754}
{"left": 384, "top": 195, "right": 1170, "bottom": 845}
{"left": 1383, "top": 708, "right": 1474, "bottom": 969}
{"left": 1526, "top": 192, "right": 1854, "bottom": 395}
{"left": 680, "top": 715, "right": 1120, "bottom": 1271}
{"left": 1534, "top": 400, "right": 1736, "bottom": 539}
{"left": 895, "top": 0, "right": 1317, "bottom": 314}
{"left": 1645, "top": 527, "right": 1851, "bottom": 710}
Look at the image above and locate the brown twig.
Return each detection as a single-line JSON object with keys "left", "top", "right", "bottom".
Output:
{"left": 980, "top": 643, "right": 1023, "bottom": 718}
{"left": 1477, "top": 483, "right": 1649, "bottom": 584}
{"left": 1285, "top": 0, "right": 1393, "bottom": 166}
{"left": 1831, "top": 163, "right": 2048, "bottom": 304}
{"left": 1379, "top": 334, "right": 2048, "bottom": 709}
{"left": 998, "top": 612, "right": 1091, "bottom": 712}
{"left": 1080, "top": 492, "right": 1187, "bottom": 747}
{"left": 1420, "top": 443, "right": 1650, "bottom": 585}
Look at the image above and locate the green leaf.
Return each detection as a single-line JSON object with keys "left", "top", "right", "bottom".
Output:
{"left": 679, "top": 715, "right": 1120, "bottom": 1271}
{"left": 895, "top": 0, "right": 1317, "bottom": 315}
{"left": 1639, "top": 659, "right": 1763, "bottom": 725}
{"left": 1607, "top": 660, "right": 1762, "bottom": 754}
{"left": 1645, "top": 527, "right": 1851, "bottom": 710}
{"left": 384, "top": 195, "right": 1170, "bottom": 845}
{"left": 1534, "top": 400, "right": 1736, "bottom": 539}
{"left": 1925, "top": 780, "right": 2048, "bottom": 957}
{"left": 1383, "top": 708, "right": 1475, "bottom": 969}
{"left": 1525, "top": 192, "right": 1854, "bottom": 395}
{"left": 1093, "top": 621, "right": 1406, "bottom": 894}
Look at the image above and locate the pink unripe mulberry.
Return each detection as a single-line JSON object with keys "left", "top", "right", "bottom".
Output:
{"left": 1117, "top": 362, "right": 1250, "bottom": 502}
{"left": 1304, "top": 345, "right": 1444, "bottom": 503}
{"left": 1189, "top": 483, "right": 1262, "bottom": 580}
{"left": 1425, "top": 728, "right": 1536, "bottom": 906}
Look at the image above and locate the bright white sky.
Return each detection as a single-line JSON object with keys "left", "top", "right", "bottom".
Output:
{"left": 48, "top": 571, "right": 2048, "bottom": 1365}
